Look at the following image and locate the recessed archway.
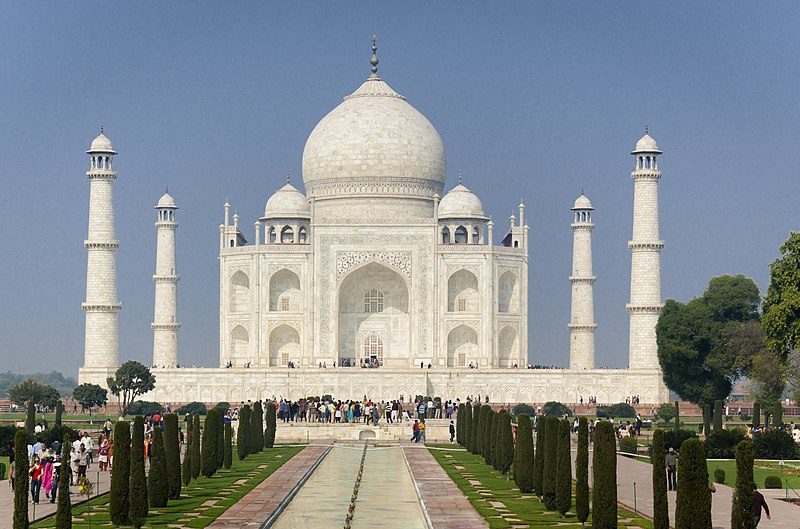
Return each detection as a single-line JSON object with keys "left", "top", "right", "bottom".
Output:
{"left": 447, "top": 325, "right": 478, "bottom": 367}
{"left": 268, "top": 324, "right": 300, "bottom": 367}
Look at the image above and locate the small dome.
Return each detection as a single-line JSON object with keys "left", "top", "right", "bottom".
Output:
{"left": 263, "top": 182, "right": 311, "bottom": 219}
{"left": 438, "top": 183, "right": 485, "bottom": 219}
{"left": 156, "top": 192, "right": 177, "bottom": 209}
{"left": 631, "top": 133, "right": 662, "bottom": 154}
{"left": 87, "top": 132, "right": 117, "bottom": 154}
{"left": 572, "top": 193, "right": 594, "bottom": 210}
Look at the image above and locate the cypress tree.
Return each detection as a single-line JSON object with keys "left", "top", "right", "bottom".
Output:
{"left": 148, "top": 426, "right": 169, "bottom": 507}
{"left": 474, "top": 404, "right": 484, "bottom": 455}
{"left": 13, "top": 429, "right": 28, "bottom": 529}
{"left": 129, "top": 416, "right": 149, "bottom": 528}
{"left": 109, "top": 421, "right": 131, "bottom": 525}
{"left": 55, "top": 400, "right": 63, "bottom": 427}
{"left": 513, "top": 415, "right": 534, "bottom": 492}
{"left": 702, "top": 404, "right": 711, "bottom": 436}
{"left": 191, "top": 414, "right": 201, "bottom": 479}
{"left": 497, "top": 411, "right": 514, "bottom": 475}
{"left": 730, "top": 440, "right": 755, "bottom": 529}
{"left": 482, "top": 406, "right": 494, "bottom": 460}
{"left": 455, "top": 403, "right": 463, "bottom": 445}
{"left": 486, "top": 409, "right": 497, "bottom": 466}
{"left": 216, "top": 410, "right": 225, "bottom": 469}
{"left": 674, "top": 400, "right": 680, "bottom": 431}
{"left": 264, "top": 401, "right": 276, "bottom": 448}
{"left": 462, "top": 403, "right": 472, "bottom": 450}
{"left": 773, "top": 401, "right": 783, "bottom": 428}
{"left": 201, "top": 409, "right": 218, "bottom": 477}
{"left": 25, "top": 400, "right": 35, "bottom": 437}
{"left": 542, "top": 416, "right": 559, "bottom": 509}
{"left": 675, "top": 438, "right": 712, "bottom": 529}
{"left": 470, "top": 402, "right": 481, "bottom": 454}
{"left": 576, "top": 417, "right": 590, "bottom": 526}
{"left": 555, "top": 419, "right": 572, "bottom": 517}
{"left": 55, "top": 434, "right": 71, "bottom": 529}
{"left": 533, "top": 416, "right": 545, "bottom": 497}
{"left": 752, "top": 402, "right": 760, "bottom": 428}
{"left": 713, "top": 400, "right": 723, "bottom": 432}
{"left": 224, "top": 422, "right": 233, "bottom": 469}
{"left": 250, "top": 402, "right": 263, "bottom": 453}
{"left": 237, "top": 405, "right": 251, "bottom": 459}
{"left": 651, "top": 429, "right": 669, "bottom": 529}
{"left": 182, "top": 416, "right": 192, "bottom": 487}
{"left": 163, "top": 414, "right": 181, "bottom": 500}
{"left": 592, "top": 421, "right": 617, "bottom": 529}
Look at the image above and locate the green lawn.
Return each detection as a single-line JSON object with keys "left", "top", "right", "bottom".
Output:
{"left": 430, "top": 446, "right": 653, "bottom": 528}
{"left": 31, "top": 445, "right": 304, "bottom": 529}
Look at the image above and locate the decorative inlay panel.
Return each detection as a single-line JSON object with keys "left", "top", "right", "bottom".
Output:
{"left": 336, "top": 251, "right": 412, "bottom": 281}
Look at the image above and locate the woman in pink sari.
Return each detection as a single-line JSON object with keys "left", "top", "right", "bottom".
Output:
{"left": 42, "top": 458, "right": 53, "bottom": 500}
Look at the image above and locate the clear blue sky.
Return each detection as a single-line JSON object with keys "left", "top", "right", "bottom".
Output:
{"left": 1, "top": 3, "right": 798, "bottom": 377}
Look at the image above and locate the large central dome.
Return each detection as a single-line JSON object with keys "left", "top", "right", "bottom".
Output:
{"left": 302, "top": 69, "right": 447, "bottom": 219}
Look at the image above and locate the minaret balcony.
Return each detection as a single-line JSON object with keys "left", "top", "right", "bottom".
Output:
{"left": 153, "top": 274, "right": 180, "bottom": 282}
{"left": 84, "top": 240, "right": 120, "bottom": 249}
{"left": 151, "top": 322, "right": 181, "bottom": 331}
{"left": 85, "top": 170, "right": 117, "bottom": 180}
{"left": 568, "top": 276, "right": 596, "bottom": 284}
{"left": 627, "top": 241, "right": 664, "bottom": 250}
{"left": 568, "top": 323, "right": 597, "bottom": 332}
{"left": 630, "top": 170, "right": 661, "bottom": 182}
{"left": 625, "top": 304, "right": 663, "bottom": 314}
{"left": 82, "top": 302, "right": 122, "bottom": 313}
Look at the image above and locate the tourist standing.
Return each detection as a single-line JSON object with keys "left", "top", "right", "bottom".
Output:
{"left": 665, "top": 447, "right": 677, "bottom": 491}
{"left": 29, "top": 456, "right": 43, "bottom": 503}
{"left": 449, "top": 420, "right": 455, "bottom": 443}
{"left": 753, "top": 484, "right": 771, "bottom": 526}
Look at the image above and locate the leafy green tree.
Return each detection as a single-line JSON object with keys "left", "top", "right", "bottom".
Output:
{"left": 763, "top": 232, "right": 800, "bottom": 357}
{"left": 250, "top": 402, "right": 263, "bottom": 453}
{"left": 191, "top": 414, "right": 201, "bottom": 479}
{"left": 576, "top": 417, "right": 590, "bottom": 526}
{"left": 148, "top": 426, "right": 169, "bottom": 507}
{"left": 675, "top": 438, "right": 712, "bottom": 529}
{"left": 592, "top": 421, "right": 617, "bottom": 529}
{"left": 651, "top": 429, "right": 669, "bottom": 529}
{"left": 264, "top": 402, "right": 276, "bottom": 448}
{"left": 109, "top": 421, "right": 130, "bottom": 525}
{"left": 555, "top": 419, "right": 572, "bottom": 517}
{"left": 730, "top": 440, "right": 755, "bottom": 529}
{"left": 8, "top": 379, "right": 60, "bottom": 408}
{"left": 13, "top": 429, "right": 28, "bottom": 529}
{"left": 202, "top": 410, "right": 218, "bottom": 477}
{"left": 514, "top": 415, "right": 534, "bottom": 492}
{"left": 713, "top": 400, "right": 723, "bottom": 432}
{"left": 470, "top": 402, "right": 481, "bottom": 455}
{"left": 55, "top": 400, "right": 63, "bottom": 427}
{"left": 106, "top": 361, "right": 155, "bottom": 417}
{"left": 543, "top": 401, "right": 570, "bottom": 417}
{"left": 129, "top": 416, "right": 148, "bottom": 528}
{"left": 542, "top": 416, "right": 559, "bottom": 509}
{"left": 237, "top": 405, "right": 251, "bottom": 459}
{"left": 71, "top": 383, "right": 108, "bottom": 415}
{"left": 163, "top": 414, "right": 181, "bottom": 500}
{"left": 55, "top": 434, "right": 72, "bottom": 529}
{"left": 533, "top": 416, "right": 545, "bottom": 496}
{"left": 656, "top": 402, "right": 676, "bottom": 422}
{"left": 224, "top": 422, "right": 233, "bottom": 468}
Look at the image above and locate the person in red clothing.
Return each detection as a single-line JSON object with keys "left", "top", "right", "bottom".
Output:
{"left": 753, "top": 483, "right": 771, "bottom": 526}
{"left": 29, "top": 457, "right": 43, "bottom": 503}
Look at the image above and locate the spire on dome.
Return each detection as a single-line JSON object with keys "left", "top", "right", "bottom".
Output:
{"left": 458, "top": 171, "right": 463, "bottom": 184}
{"left": 370, "top": 35, "right": 379, "bottom": 78}
{"left": 286, "top": 171, "right": 291, "bottom": 184}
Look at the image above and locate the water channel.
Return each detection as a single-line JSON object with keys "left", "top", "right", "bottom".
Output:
{"left": 270, "top": 443, "right": 429, "bottom": 529}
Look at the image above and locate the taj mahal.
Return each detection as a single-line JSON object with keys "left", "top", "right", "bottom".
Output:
{"left": 78, "top": 42, "right": 670, "bottom": 404}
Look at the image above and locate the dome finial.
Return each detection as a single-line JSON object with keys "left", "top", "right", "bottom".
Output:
{"left": 286, "top": 171, "right": 291, "bottom": 184}
{"left": 370, "top": 35, "right": 379, "bottom": 78}
{"left": 458, "top": 170, "right": 463, "bottom": 184}
{"left": 645, "top": 124, "right": 649, "bottom": 135}
{"left": 100, "top": 124, "right": 104, "bottom": 134}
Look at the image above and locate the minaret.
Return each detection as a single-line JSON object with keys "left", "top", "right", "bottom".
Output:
{"left": 82, "top": 130, "right": 121, "bottom": 370}
{"left": 152, "top": 191, "right": 180, "bottom": 367}
{"left": 627, "top": 130, "right": 664, "bottom": 369}
{"left": 569, "top": 193, "right": 597, "bottom": 370}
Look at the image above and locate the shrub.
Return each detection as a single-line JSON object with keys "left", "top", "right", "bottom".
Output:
{"left": 592, "top": 421, "right": 617, "bottom": 528}
{"left": 533, "top": 417, "right": 545, "bottom": 496}
{"left": 514, "top": 415, "right": 534, "bottom": 492}
{"left": 731, "top": 440, "right": 754, "bottom": 529}
{"left": 55, "top": 433, "right": 71, "bottom": 529}
{"left": 0, "top": 425, "right": 17, "bottom": 456}
{"left": 163, "top": 414, "right": 181, "bottom": 500}
{"left": 753, "top": 428, "right": 798, "bottom": 459}
{"left": 543, "top": 401, "right": 570, "bottom": 417}
{"left": 664, "top": 428, "right": 697, "bottom": 451}
{"left": 224, "top": 422, "right": 233, "bottom": 469}
{"left": 651, "top": 429, "right": 669, "bottom": 529}
{"left": 215, "top": 401, "right": 230, "bottom": 412}
{"left": 555, "top": 419, "right": 572, "bottom": 517}
{"left": 13, "top": 429, "right": 28, "bottom": 529}
{"left": 512, "top": 403, "right": 536, "bottom": 417}
{"left": 576, "top": 417, "right": 590, "bottom": 525}
{"left": 764, "top": 475, "right": 782, "bottom": 489}
{"left": 542, "top": 416, "right": 559, "bottom": 509}
{"left": 176, "top": 401, "right": 207, "bottom": 416}
{"left": 498, "top": 411, "right": 514, "bottom": 475}
{"left": 129, "top": 416, "right": 149, "bottom": 528}
{"left": 109, "top": 421, "right": 130, "bottom": 525}
{"left": 704, "top": 429, "right": 746, "bottom": 459}
{"left": 675, "top": 438, "right": 711, "bottom": 529}
{"left": 127, "top": 401, "right": 163, "bottom": 416}
{"left": 619, "top": 436, "right": 638, "bottom": 454}
{"left": 713, "top": 400, "right": 723, "bottom": 432}
{"left": 714, "top": 468, "right": 726, "bottom": 484}
{"left": 41, "top": 425, "right": 80, "bottom": 450}
{"left": 264, "top": 401, "right": 276, "bottom": 448}
{"left": 597, "top": 402, "right": 636, "bottom": 419}
{"left": 656, "top": 402, "right": 676, "bottom": 422}
{"left": 148, "top": 426, "right": 169, "bottom": 507}
{"left": 481, "top": 406, "right": 494, "bottom": 461}
{"left": 237, "top": 405, "right": 251, "bottom": 460}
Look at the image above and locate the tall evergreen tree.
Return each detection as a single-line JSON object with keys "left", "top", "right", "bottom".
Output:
{"left": 129, "top": 416, "right": 149, "bottom": 528}
{"left": 592, "top": 421, "right": 617, "bottom": 529}
{"left": 674, "top": 400, "right": 680, "bottom": 431}
{"left": 773, "top": 401, "right": 783, "bottom": 428}
{"left": 752, "top": 402, "right": 760, "bottom": 428}
{"left": 497, "top": 411, "right": 514, "bottom": 475}
{"left": 731, "top": 440, "right": 755, "bottom": 529}
{"left": 555, "top": 419, "right": 572, "bottom": 517}
{"left": 470, "top": 402, "right": 481, "bottom": 454}
{"left": 456, "top": 403, "right": 465, "bottom": 445}
{"left": 481, "top": 406, "right": 494, "bottom": 460}
{"left": 237, "top": 405, "right": 251, "bottom": 459}
{"left": 651, "top": 429, "right": 669, "bottom": 529}
{"left": 576, "top": 417, "right": 590, "bottom": 526}
{"left": 201, "top": 409, "right": 219, "bottom": 477}
{"left": 713, "top": 400, "right": 723, "bottom": 432}
{"left": 109, "top": 421, "right": 130, "bottom": 525}
{"left": 702, "top": 405, "right": 711, "bottom": 436}
{"left": 55, "top": 400, "right": 63, "bottom": 427}
{"left": 250, "top": 402, "right": 263, "bottom": 453}
{"left": 675, "top": 438, "right": 712, "bottom": 529}
{"left": 215, "top": 409, "right": 225, "bottom": 470}
{"left": 182, "top": 416, "right": 193, "bottom": 487}
{"left": 514, "top": 414, "right": 534, "bottom": 492}
{"left": 462, "top": 403, "right": 472, "bottom": 450}
{"left": 148, "top": 426, "right": 169, "bottom": 507}
{"left": 191, "top": 414, "right": 201, "bottom": 479}
{"left": 13, "top": 429, "right": 28, "bottom": 529}
{"left": 542, "top": 416, "right": 559, "bottom": 509}
{"left": 163, "top": 414, "right": 181, "bottom": 500}
{"left": 486, "top": 409, "right": 497, "bottom": 466}
{"left": 224, "top": 422, "right": 233, "bottom": 469}
{"left": 25, "top": 401, "right": 35, "bottom": 437}
{"left": 533, "top": 416, "right": 545, "bottom": 497}
{"left": 55, "top": 434, "right": 72, "bottom": 529}
{"left": 264, "top": 401, "right": 276, "bottom": 448}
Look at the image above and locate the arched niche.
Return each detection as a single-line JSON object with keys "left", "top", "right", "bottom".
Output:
{"left": 229, "top": 271, "right": 250, "bottom": 313}
{"left": 447, "top": 269, "right": 479, "bottom": 312}
{"left": 498, "top": 325, "right": 518, "bottom": 368}
{"left": 498, "top": 270, "right": 519, "bottom": 313}
{"left": 268, "top": 324, "right": 300, "bottom": 367}
{"left": 230, "top": 325, "right": 249, "bottom": 360}
{"left": 269, "top": 269, "right": 301, "bottom": 311}
{"left": 447, "top": 324, "right": 477, "bottom": 367}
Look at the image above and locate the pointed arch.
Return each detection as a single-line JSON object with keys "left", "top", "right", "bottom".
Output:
{"left": 230, "top": 325, "right": 249, "bottom": 359}
{"left": 229, "top": 271, "right": 250, "bottom": 312}
{"left": 269, "top": 268, "right": 301, "bottom": 312}
{"left": 268, "top": 324, "right": 300, "bottom": 367}
{"left": 447, "top": 269, "right": 479, "bottom": 312}
{"left": 498, "top": 270, "right": 519, "bottom": 313}
{"left": 498, "top": 325, "right": 518, "bottom": 368}
{"left": 447, "top": 324, "right": 478, "bottom": 367}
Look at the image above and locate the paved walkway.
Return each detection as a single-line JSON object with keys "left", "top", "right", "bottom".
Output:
{"left": 207, "top": 443, "right": 328, "bottom": 528}
{"left": 403, "top": 444, "right": 488, "bottom": 529}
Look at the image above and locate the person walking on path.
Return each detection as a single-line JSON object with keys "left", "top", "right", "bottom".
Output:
{"left": 29, "top": 456, "right": 43, "bottom": 504}
{"left": 449, "top": 421, "right": 456, "bottom": 443}
{"left": 665, "top": 447, "right": 678, "bottom": 491}
{"left": 411, "top": 420, "right": 420, "bottom": 443}
{"left": 754, "top": 483, "right": 771, "bottom": 526}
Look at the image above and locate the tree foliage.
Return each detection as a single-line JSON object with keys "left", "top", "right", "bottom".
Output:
{"left": 713, "top": 400, "right": 723, "bottom": 432}
{"left": 13, "top": 429, "right": 28, "bottom": 529}
{"left": 8, "top": 379, "right": 60, "bottom": 408}
{"left": 72, "top": 383, "right": 108, "bottom": 412}
{"left": 237, "top": 405, "right": 251, "bottom": 460}
{"left": 109, "top": 421, "right": 130, "bottom": 525}
{"left": 107, "top": 361, "right": 155, "bottom": 417}
{"left": 513, "top": 414, "right": 534, "bottom": 493}
{"left": 651, "top": 429, "right": 669, "bottom": 529}
{"left": 250, "top": 401, "right": 263, "bottom": 453}
{"left": 129, "top": 416, "right": 149, "bottom": 528}
{"left": 181, "top": 417, "right": 192, "bottom": 487}
{"left": 224, "top": 422, "right": 233, "bottom": 469}
{"left": 25, "top": 401, "right": 35, "bottom": 437}
{"left": 731, "top": 440, "right": 755, "bottom": 529}
{"left": 0, "top": 371, "right": 76, "bottom": 399}
{"left": 542, "top": 401, "right": 570, "bottom": 417}
{"left": 470, "top": 402, "right": 481, "bottom": 455}
{"left": 542, "top": 416, "right": 559, "bottom": 509}
{"left": 675, "top": 438, "right": 711, "bottom": 529}
{"left": 486, "top": 409, "right": 497, "bottom": 467}
{"left": 575, "top": 417, "right": 590, "bottom": 525}
{"left": 456, "top": 403, "right": 465, "bottom": 446}
{"left": 163, "top": 414, "right": 181, "bottom": 500}
{"left": 592, "top": 421, "right": 617, "bottom": 529}
{"left": 148, "top": 426, "right": 169, "bottom": 507}
{"left": 55, "top": 400, "right": 63, "bottom": 426}
{"left": 462, "top": 403, "right": 471, "bottom": 450}
{"left": 532, "top": 416, "right": 545, "bottom": 497}
{"left": 555, "top": 419, "right": 572, "bottom": 517}
{"left": 215, "top": 409, "right": 225, "bottom": 469}
{"left": 191, "top": 414, "right": 201, "bottom": 479}
{"left": 55, "top": 434, "right": 72, "bottom": 529}
{"left": 201, "top": 410, "right": 219, "bottom": 478}
{"left": 264, "top": 401, "right": 276, "bottom": 449}
{"left": 763, "top": 232, "right": 800, "bottom": 357}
